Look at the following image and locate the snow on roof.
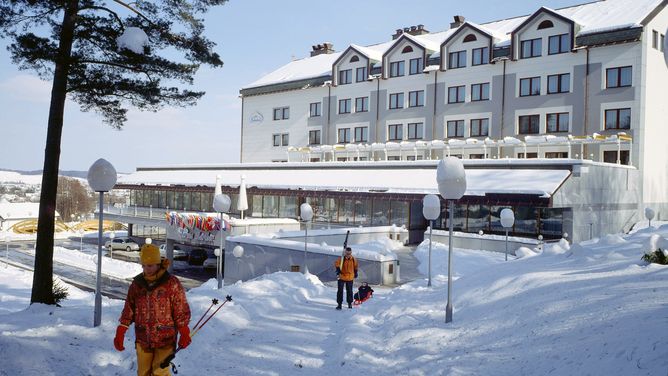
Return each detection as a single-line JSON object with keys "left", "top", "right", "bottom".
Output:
{"left": 242, "top": 0, "right": 661, "bottom": 89}
{"left": 349, "top": 43, "right": 383, "bottom": 61}
{"left": 118, "top": 161, "right": 573, "bottom": 198}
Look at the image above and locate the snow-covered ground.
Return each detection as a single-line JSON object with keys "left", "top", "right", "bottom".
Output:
{"left": 0, "top": 223, "right": 666, "bottom": 375}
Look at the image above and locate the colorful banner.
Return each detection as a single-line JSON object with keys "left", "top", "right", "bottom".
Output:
{"left": 165, "top": 212, "right": 229, "bottom": 233}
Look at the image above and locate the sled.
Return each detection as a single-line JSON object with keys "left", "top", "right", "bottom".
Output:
{"left": 353, "top": 291, "right": 373, "bottom": 306}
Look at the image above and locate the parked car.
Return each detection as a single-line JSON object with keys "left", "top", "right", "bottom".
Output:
{"left": 188, "top": 248, "right": 208, "bottom": 266}
{"left": 159, "top": 244, "right": 188, "bottom": 261}
{"left": 202, "top": 254, "right": 220, "bottom": 270}
{"left": 104, "top": 237, "right": 140, "bottom": 252}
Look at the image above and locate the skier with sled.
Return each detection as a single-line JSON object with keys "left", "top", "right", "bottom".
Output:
{"left": 335, "top": 246, "right": 358, "bottom": 309}
{"left": 113, "top": 243, "right": 191, "bottom": 376}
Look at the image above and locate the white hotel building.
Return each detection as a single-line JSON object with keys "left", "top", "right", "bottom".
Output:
{"left": 116, "top": 0, "right": 667, "bottom": 248}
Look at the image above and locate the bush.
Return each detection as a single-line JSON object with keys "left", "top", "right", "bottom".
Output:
{"left": 641, "top": 249, "right": 667, "bottom": 265}
{"left": 53, "top": 279, "right": 69, "bottom": 306}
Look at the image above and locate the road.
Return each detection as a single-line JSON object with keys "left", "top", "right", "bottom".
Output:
{"left": 0, "top": 237, "right": 214, "bottom": 300}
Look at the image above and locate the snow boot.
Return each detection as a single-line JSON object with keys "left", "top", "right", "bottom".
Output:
{"left": 336, "top": 304, "right": 342, "bottom": 310}
{"left": 348, "top": 303, "right": 352, "bottom": 309}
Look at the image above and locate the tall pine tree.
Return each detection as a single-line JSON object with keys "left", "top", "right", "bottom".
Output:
{"left": 0, "top": 0, "right": 226, "bottom": 305}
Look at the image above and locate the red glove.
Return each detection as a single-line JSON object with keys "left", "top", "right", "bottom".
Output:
{"left": 113, "top": 325, "right": 128, "bottom": 351}
{"left": 177, "top": 326, "right": 191, "bottom": 349}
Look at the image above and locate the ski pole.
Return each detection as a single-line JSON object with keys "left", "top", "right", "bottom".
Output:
{"left": 192, "top": 295, "right": 232, "bottom": 337}
{"left": 192, "top": 298, "right": 219, "bottom": 331}
{"left": 160, "top": 295, "right": 232, "bottom": 370}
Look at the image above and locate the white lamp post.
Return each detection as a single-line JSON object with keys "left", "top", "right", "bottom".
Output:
{"left": 538, "top": 234, "right": 544, "bottom": 252}
{"left": 108, "top": 231, "right": 115, "bottom": 259}
{"left": 645, "top": 207, "right": 655, "bottom": 228}
{"left": 213, "top": 176, "right": 231, "bottom": 289}
{"left": 478, "top": 230, "right": 484, "bottom": 250}
{"left": 87, "top": 158, "right": 117, "bottom": 328}
{"left": 300, "top": 202, "right": 313, "bottom": 273}
{"left": 422, "top": 194, "right": 440, "bottom": 287}
{"left": 5, "top": 235, "right": 9, "bottom": 261}
{"left": 500, "top": 208, "right": 515, "bottom": 262}
{"left": 436, "top": 157, "right": 467, "bottom": 323}
{"left": 79, "top": 228, "right": 84, "bottom": 252}
{"left": 233, "top": 245, "right": 244, "bottom": 282}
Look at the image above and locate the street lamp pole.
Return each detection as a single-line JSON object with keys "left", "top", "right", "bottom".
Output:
{"left": 500, "top": 208, "right": 515, "bottom": 262}
{"left": 422, "top": 194, "right": 440, "bottom": 287}
{"left": 213, "top": 175, "right": 231, "bottom": 290}
{"left": 436, "top": 157, "right": 467, "bottom": 324}
{"left": 108, "top": 231, "right": 115, "bottom": 259}
{"left": 87, "top": 158, "right": 117, "bottom": 328}
{"left": 300, "top": 203, "right": 313, "bottom": 274}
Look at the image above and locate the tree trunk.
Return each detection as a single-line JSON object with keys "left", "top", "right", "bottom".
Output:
{"left": 31, "top": 1, "right": 79, "bottom": 305}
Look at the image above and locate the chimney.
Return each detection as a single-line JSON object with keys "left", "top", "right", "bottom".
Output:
{"left": 450, "top": 15, "right": 465, "bottom": 29}
{"left": 310, "top": 42, "right": 335, "bottom": 57}
{"left": 392, "top": 24, "right": 429, "bottom": 39}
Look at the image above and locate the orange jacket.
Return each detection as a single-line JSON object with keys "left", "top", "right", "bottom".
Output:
{"left": 119, "top": 271, "right": 191, "bottom": 349}
{"left": 334, "top": 255, "right": 358, "bottom": 281}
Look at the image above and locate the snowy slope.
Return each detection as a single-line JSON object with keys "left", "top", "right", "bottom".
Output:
{"left": 0, "top": 224, "right": 666, "bottom": 375}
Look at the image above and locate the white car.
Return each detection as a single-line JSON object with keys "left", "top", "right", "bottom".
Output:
{"left": 104, "top": 237, "right": 140, "bottom": 252}
{"left": 159, "top": 244, "right": 188, "bottom": 261}
{"left": 202, "top": 255, "right": 219, "bottom": 270}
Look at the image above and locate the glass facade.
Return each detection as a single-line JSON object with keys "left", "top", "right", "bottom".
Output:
{"left": 126, "top": 187, "right": 563, "bottom": 240}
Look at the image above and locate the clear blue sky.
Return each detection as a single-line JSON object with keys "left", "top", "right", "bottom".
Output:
{"left": 0, "top": 0, "right": 583, "bottom": 173}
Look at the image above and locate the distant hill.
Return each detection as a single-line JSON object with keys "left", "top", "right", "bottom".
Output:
{"left": 0, "top": 168, "right": 126, "bottom": 179}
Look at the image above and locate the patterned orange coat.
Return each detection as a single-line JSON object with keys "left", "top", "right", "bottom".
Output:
{"left": 119, "top": 271, "right": 191, "bottom": 349}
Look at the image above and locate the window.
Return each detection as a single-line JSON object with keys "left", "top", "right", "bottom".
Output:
{"left": 388, "top": 124, "right": 403, "bottom": 141}
{"left": 546, "top": 112, "right": 569, "bottom": 132}
{"left": 407, "top": 122, "right": 423, "bottom": 139}
{"left": 308, "top": 130, "right": 321, "bottom": 145}
{"left": 402, "top": 45, "right": 414, "bottom": 53}
{"left": 518, "top": 152, "right": 538, "bottom": 159}
{"left": 339, "top": 69, "right": 352, "bottom": 85}
{"left": 337, "top": 128, "right": 351, "bottom": 143}
{"left": 537, "top": 20, "right": 554, "bottom": 29}
{"left": 471, "top": 83, "right": 490, "bottom": 101}
{"left": 519, "top": 115, "right": 540, "bottom": 134}
{"left": 545, "top": 152, "right": 568, "bottom": 159}
{"left": 273, "top": 107, "right": 289, "bottom": 120}
{"left": 408, "top": 90, "right": 424, "bottom": 107}
{"left": 520, "top": 38, "right": 542, "bottom": 58}
{"left": 606, "top": 66, "right": 632, "bottom": 88}
{"left": 653, "top": 30, "right": 659, "bottom": 49}
{"left": 470, "top": 118, "right": 489, "bottom": 137}
{"left": 409, "top": 58, "right": 423, "bottom": 75}
{"left": 548, "top": 34, "right": 570, "bottom": 54}
{"left": 447, "top": 120, "right": 464, "bottom": 138}
{"left": 463, "top": 34, "right": 477, "bottom": 42}
{"left": 520, "top": 77, "right": 541, "bottom": 96}
{"left": 472, "top": 47, "right": 489, "bottom": 66}
{"left": 272, "top": 133, "right": 289, "bottom": 147}
{"left": 603, "top": 150, "right": 630, "bottom": 165}
{"left": 354, "top": 126, "right": 368, "bottom": 143}
{"left": 356, "top": 67, "right": 367, "bottom": 82}
{"left": 448, "top": 50, "right": 466, "bottom": 69}
{"left": 350, "top": 55, "right": 360, "bottom": 63}
{"left": 355, "top": 96, "right": 369, "bottom": 112}
{"left": 389, "top": 92, "right": 404, "bottom": 109}
{"left": 448, "top": 85, "right": 465, "bottom": 103}
{"left": 338, "top": 98, "right": 351, "bottom": 114}
{"left": 605, "top": 108, "right": 631, "bottom": 129}
{"left": 547, "top": 73, "right": 570, "bottom": 94}
{"left": 390, "top": 61, "right": 405, "bottom": 77}
{"left": 309, "top": 102, "right": 321, "bottom": 117}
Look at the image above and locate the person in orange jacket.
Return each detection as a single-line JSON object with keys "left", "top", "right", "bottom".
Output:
{"left": 334, "top": 247, "right": 358, "bottom": 309}
{"left": 113, "top": 243, "right": 191, "bottom": 376}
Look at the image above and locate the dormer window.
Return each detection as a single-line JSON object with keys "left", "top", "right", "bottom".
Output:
{"left": 463, "top": 34, "right": 477, "bottom": 43}
{"left": 349, "top": 55, "right": 359, "bottom": 63}
{"left": 401, "top": 45, "right": 414, "bottom": 53}
{"left": 537, "top": 20, "right": 554, "bottom": 30}
{"left": 520, "top": 38, "right": 542, "bottom": 58}
{"left": 448, "top": 50, "right": 466, "bottom": 69}
{"left": 548, "top": 34, "right": 570, "bottom": 54}
{"left": 390, "top": 61, "right": 405, "bottom": 77}
{"left": 472, "top": 47, "right": 489, "bottom": 65}
{"left": 339, "top": 69, "right": 352, "bottom": 85}
{"left": 409, "top": 58, "right": 423, "bottom": 75}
